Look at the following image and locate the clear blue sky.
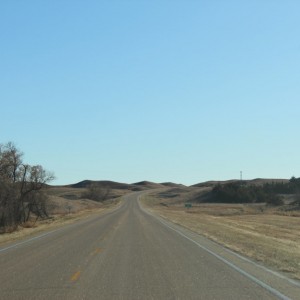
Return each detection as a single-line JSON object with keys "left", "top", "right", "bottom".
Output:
{"left": 1, "top": 1, "right": 299, "bottom": 185}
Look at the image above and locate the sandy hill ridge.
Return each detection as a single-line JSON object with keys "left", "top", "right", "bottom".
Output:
{"left": 160, "top": 182, "right": 186, "bottom": 188}
{"left": 68, "top": 180, "right": 135, "bottom": 190}
{"left": 133, "top": 181, "right": 166, "bottom": 189}
{"left": 65, "top": 180, "right": 175, "bottom": 191}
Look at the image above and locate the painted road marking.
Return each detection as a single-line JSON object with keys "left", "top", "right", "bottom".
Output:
{"left": 70, "top": 271, "right": 81, "bottom": 282}
{"left": 90, "top": 248, "right": 102, "bottom": 256}
{"left": 138, "top": 196, "right": 292, "bottom": 300}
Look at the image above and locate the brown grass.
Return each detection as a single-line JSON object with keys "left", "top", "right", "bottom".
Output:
{"left": 21, "top": 221, "right": 37, "bottom": 228}
{"left": 143, "top": 196, "right": 300, "bottom": 280}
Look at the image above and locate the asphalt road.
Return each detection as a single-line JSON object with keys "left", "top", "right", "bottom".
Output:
{"left": 0, "top": 192, "right": 299, "bottom": 300}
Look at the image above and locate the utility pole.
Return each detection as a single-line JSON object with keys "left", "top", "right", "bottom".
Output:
{"left": 240, "top": 171, "right": 243, "bottom": 181}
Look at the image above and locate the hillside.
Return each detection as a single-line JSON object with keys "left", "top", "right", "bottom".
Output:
{"left": 191, "top": 178, "right": 289, "bottom": 188}
{"left": 67, "top": 180, "right": 170, "bottom": 191}
{"left": 46, "top": 179, "right": 174, "bottom": 214}
{"left": 154, "top": 177, "right": 299, "bottom": 208}
{"left": 67, "top": 180, "right": 135, "bottom": 190}
{"left": 133, "top": 181, "right": 165, "bottom": 189}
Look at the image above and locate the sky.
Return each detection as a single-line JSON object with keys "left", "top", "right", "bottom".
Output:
{"left": 1, "top": 0, "right": 300, "bottom": 186}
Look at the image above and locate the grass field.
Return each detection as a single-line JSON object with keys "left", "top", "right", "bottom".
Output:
{"left": 143, "top": 195, "right": 300, "bottom": 280}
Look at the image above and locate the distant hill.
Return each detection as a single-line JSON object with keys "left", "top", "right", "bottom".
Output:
{"left": 191, "top": 178, "right": 289, "bottom": 188}
{"left": 247, "top": 178, "right": 289, "bottom": 186}
{"left": 66, "top": 180, "right": 169, "bottom": 191}
{"left": 133, "top": 181, "right": 165, "bottom": 189}
{"left": 68, "top": 180, "right": 136, "bottom": 190}
{"left": 160, "top": 182, "right": 186, "bottom": 188}
{"left": 191, "top": 180, "right": 238, "bottom": 188}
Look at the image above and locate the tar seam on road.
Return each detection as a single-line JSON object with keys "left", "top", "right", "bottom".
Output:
{"left": 138, "top": 197, "right": 292, "bottom": 300}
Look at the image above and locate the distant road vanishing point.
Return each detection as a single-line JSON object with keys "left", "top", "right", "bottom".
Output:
{"left": 0, "top": 192, "right": 299, "bottom": 299}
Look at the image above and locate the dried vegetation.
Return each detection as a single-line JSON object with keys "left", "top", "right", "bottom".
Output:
{"left": 143, "top": 193, "right": 300, "bottom": 280}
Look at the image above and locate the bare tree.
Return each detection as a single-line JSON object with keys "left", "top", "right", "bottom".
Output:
{"left": 82, "top": 183, "right": 111, "bottom": 202}
{"left": 0, "top": 142, "right": 54, "bottom": 231}
{"left": 0, "top": 142, "right": 23, "bottom": 183}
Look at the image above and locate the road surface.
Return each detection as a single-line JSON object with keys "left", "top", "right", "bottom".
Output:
{"left": 0, "top": 191, "right": 299, "bottom": 299}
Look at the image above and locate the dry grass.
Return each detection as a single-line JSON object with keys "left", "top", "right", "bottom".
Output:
{"left": 45, "top": 185, "right": 130, "bottom": 214}
{"left": 21, "top": 221, "right": 37, "bottom": 228}
{"left": 143, "top": 196, "right": 300, "bottom": 280}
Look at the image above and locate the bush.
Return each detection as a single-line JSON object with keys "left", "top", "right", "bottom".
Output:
{"left": 81, "top": 184, "right": 110, "bottom": 202}
{"left": 266, "top": 195, "right": 284, "bottom": 206}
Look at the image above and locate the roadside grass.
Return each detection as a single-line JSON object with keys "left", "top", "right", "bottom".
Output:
{"left": 142, "top": 195, "right": 300, "bottom": 280}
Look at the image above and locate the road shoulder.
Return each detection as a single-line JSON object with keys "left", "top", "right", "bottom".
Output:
{"left": 139, "top": 195, "right": 300, "bottom": 300}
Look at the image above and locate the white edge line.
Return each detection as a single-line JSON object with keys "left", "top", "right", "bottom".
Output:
{"left": 138, "top": 197, "right": 292, "bottom": 300}
{"left": 0, "top": 201, "right": 124, "bottom": 253}
{"left": 216, "top": 239, "right": 300, "bottom": 287}
{"left": 138, "top": 195, "right": 300, "bottom": 287}
{"left": 0, "top": 229, "right": 61, "bottom": 253}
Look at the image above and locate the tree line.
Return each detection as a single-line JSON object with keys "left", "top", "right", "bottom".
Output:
{"left": 212, "top": 177, "right": 300, "bottom": 206}
{"left": 263, "top": 177, "right": 300, "bottom": 194}
{"left": 0, "top": 142, "right": 54, "bottom": 232}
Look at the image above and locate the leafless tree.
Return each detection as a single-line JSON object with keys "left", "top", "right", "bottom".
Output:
{"left": 0, "top": 142, "right": 54, "bottom": 231}
{"left": 82, "top": 183, "right": 111, "bottom": 202}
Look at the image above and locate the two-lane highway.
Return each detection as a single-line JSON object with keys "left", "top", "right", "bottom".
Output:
{"left": 0, "top": 192, "right": 297, "bottom": 299}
